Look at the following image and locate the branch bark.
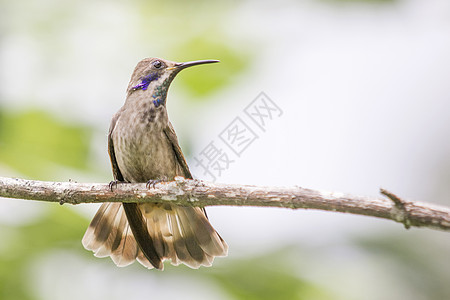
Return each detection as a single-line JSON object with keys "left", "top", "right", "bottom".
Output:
{"left": 0, "top": 176, "right": 449, "bottom": 232}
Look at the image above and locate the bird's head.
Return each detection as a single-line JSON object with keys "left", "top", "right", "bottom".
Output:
{"left": 127, "top": 57, "right": 219, "bottom": 107}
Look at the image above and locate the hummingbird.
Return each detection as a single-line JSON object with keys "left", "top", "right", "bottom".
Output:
{"left": 82, "top": 58, "right": 228, "bottom": 270}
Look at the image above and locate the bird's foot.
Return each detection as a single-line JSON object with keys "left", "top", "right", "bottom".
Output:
{"left": 146, "top": 177, "right": 168, "bottom": 189}
{"left": 109, "top": 180, "right": 120, "bottom": 191}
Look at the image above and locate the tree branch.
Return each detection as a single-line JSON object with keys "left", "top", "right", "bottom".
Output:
{"left": 0, "top": 176, "right": 449, "bottom": 231}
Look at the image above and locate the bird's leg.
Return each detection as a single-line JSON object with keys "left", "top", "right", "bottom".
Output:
{"left": 146, "top": 176, "right": 169, "bottom": 189}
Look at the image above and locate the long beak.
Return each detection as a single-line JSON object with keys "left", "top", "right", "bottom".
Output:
{"left": 168, "top": 59, "right": 219, "bottom": 70}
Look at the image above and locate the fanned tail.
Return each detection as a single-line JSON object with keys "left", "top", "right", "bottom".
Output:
{"left": 82, "top": 203, "right": 228, "bottom": 270}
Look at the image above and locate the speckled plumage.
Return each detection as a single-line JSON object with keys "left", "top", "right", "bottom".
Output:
{"left": 83, "top": 57, "right": 227, "bottom": 270}
{"left": 111, "top": 100, "right": 175, "bottom": 182}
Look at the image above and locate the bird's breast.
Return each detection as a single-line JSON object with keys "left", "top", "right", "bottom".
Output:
{"left": 112, "top": 104, "right": 178, "bottom": 182}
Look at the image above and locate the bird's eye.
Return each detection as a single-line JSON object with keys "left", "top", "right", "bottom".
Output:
{"left": 152, "top": 60, "right": 162, "bottom": 69}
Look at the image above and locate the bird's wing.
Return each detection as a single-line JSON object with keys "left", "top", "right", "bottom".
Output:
{"left": 164, "top": 122, "right": 192, "bottom": 179}
{"left": 163, "top": 121, "right": 193, "bottom": 180}
{"left": 108, "top": 110, "right": 163, "bottom": 270}
{"left": 108, "top": 111, "right": 124, "bottom": 182}
{"left": 163, "top": 122, "right": 211, "bottom": 218}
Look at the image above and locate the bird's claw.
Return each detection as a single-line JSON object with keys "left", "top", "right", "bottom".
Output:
{"left": 146, "top": 177, "right": 168, "bottom": 189}
{"left": 146, "top": 179, "right": 162, "bottom": 189}
{"left": 109, "top": 180, "right": 119, "bottom": 191}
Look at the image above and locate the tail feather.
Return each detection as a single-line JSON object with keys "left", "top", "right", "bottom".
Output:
{"left": 168, "top": 212, "right": 193, "bottom": 264}
{"left": 110, "top": 226, "right": 139, "bottom": 267}
{"left": 136, "top": 250, "right": 155, "bottom": 269}
{"left": 177, "top": 207, "right": 216, "bottom": 265}
{"left": 110, "top": 204, "right": 127, "bottom": 252}
{"left": 93, "top": 204, "right": 122, "bottom": 258}
{"left": 83, "top": 203, "right": 119, "bottom": 257}
{"left": 148, "top": 214, "right": 167, "bottom": 258}
{"left": 83, "top": 203, "right": 138, "bottom": 267}
{"left": 179, "top": 212, "right": 207, "bottom": 264}
{"left": 123, "top": 203, "right": 163, "bottom": 269}
{"left": 82, "top": 202, "right": 227, "bottom": 270}
{"left": 110, "top": 206, "right": 139, "bottom": 267}
{"left": 179, "top": 207, "right": 228, "bottom": 257}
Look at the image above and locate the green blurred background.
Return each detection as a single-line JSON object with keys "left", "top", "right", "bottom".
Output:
{"left": 1, "top": 0, "right": 450, "bottom": 299}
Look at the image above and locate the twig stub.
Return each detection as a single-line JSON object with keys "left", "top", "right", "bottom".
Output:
{"left": 380, "top": 188, "right": 412, "bottom": 229}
